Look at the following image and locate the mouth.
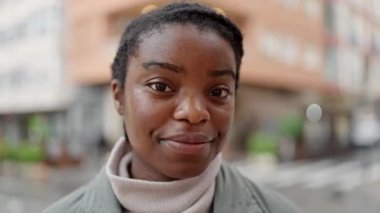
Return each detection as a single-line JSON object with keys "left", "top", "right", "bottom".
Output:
{"left": 160, "top": 139, "right": 211, "bottom": 155}
{"left": 161, "top": 133, "right": 213, "bottom": 144}
{"left": 159, "top": 133, "right": 214, "bottom": 155}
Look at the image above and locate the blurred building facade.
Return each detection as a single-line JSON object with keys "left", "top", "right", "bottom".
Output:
{"left": 325, "top": 0, "right": 380, "bottom": 97}
{"left": 2, "top": 0, "right": 379, "bottom": 165}
{"left": 65, "top": 0, "right": 334, "bottom": 160}
{"left": 0, "top": 0, "right": 78, "bottom": 164}
{"left": 324, "top": 0, "right": 380, "bottom": 149}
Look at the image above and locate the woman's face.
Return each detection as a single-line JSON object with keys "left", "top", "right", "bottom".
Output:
{"left": 112, "top": 24, "right": 237, "bottom": 181}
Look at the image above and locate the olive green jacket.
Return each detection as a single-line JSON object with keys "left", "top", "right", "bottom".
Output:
{"left": 44, "top": 163, "right": 300, "bottom": 213}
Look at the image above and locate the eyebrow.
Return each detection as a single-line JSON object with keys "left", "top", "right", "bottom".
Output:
{"left": 142, "top": 61, "right": 183, "bottom": 73}
{"left": 209, "top": 69, "right": 236, "bottom": 80}
{"left": 141, "top": 61, "right": 236, "bottom": 80}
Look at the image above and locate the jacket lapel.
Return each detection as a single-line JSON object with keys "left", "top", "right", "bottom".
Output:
{"left": 80, "top": 168, "right": 123, "bottom": 213}
{"left": 213, "top": 163, "right": 269, "bottom": 213}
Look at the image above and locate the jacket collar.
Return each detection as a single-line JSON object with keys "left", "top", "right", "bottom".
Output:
{"left": 81, "top": 163, "right": 268, "bottom": 213}
{"left": 80, "top": 168, "right": 123, "bottom": 213}
{"left": 212, "top": 163, "right": 268, "bottom": 213}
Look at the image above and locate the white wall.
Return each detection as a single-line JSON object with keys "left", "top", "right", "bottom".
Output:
{"left": 0, "top": 0, "right": 73, "bottom": 113}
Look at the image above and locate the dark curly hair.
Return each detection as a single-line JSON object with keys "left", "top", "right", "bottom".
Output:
{"left": 111, "top": 2, "right": 244, "bottom": 90}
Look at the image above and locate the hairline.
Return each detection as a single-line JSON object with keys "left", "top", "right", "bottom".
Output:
{"left": 121, "top": 22, "right": 240, "bottom": 88}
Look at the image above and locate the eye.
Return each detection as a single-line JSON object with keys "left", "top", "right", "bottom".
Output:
{"left": 148, "top": 82, "right": 173, "bottom": 93}
{"left": 209, "top": 87, "right": 231, "bottom": 98}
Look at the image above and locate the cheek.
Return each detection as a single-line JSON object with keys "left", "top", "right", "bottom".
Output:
{"left": 212, "top": 103, "right": 235, "bottom": 135}
{"left": 124, "top": 89, "right": 171, "bottom": 136}
{"left": 125, "top": 90, "right": 152, "bottom": 129}
{"left": 128, "top": 90, "right": 154, "bottom": 118}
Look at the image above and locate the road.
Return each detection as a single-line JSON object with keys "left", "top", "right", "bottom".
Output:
{"left": 238, "top": 148, "right": 380, "bottom": 213}
{"left": 1, "top": 149, "right": 380, "bottom": 213}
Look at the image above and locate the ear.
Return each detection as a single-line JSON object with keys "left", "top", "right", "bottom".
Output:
{"left": 111, "top": 79, "right": 124, "bottom": 115}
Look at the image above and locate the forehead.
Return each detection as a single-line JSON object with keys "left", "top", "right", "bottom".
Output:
{"left": 139, "top": 24, "right": 225, "bottom": 46}
{"left": 135, "top": 24, "right": 236, "bottom": 68}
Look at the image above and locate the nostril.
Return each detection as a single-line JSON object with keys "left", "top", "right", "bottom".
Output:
{"left": 173, "top": 99, "right": 210, "bottom": 124}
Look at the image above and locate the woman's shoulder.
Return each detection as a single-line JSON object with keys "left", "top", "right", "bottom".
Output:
{"left": 214, "top": 162, "right": 301, "bottom": 213}
{"left": 43, "top": 184, "right": 88, "bottom": 213}
{"left": 43, "top": 168, "right": 122, "bottom": 213}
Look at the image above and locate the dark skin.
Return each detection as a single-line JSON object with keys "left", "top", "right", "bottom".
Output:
{"left": 112, "top": 24, "right": 236, "bottom": 182}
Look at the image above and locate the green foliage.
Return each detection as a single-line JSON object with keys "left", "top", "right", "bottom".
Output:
{"left": 278, "top": 115, "right": 304, "bottom": 138}
{"left": 247, "top": 132, "right": 277, "bottom": 155}
{"left": 0, "top": 143, "right": 44, "bottom": 162}
{"left": 16, "top": 144, "right": 45, "bottom": 162}
{"left": 28, "top": 115, "right": 50, "bottom": 140}
{"left": 0, "top": 143, "right": 5, "bottom": 160}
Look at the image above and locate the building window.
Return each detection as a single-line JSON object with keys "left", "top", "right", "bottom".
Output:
{"left": 258, "top": 30, "right": 280, "bottom": 60}
{"left": 374, "top": 30, "right": 380, "bottom": 54}
{"left": 258, "top": 29, "right": 301, "bottom": 67}
{"left": 335, "top": 3, "right": 347, "bottom": 38}
{"left": 302, "top": 45, "right": 321, "bottom": 71}
{"left": 337, "top": 48, "right": 364, "bottom": 92}
{"left": 324, "top": 47, "right": 338, "bottom": 82}
{"left": 281, "top": 0, "right": 300, "bottom": 9}
{"left": 372, "top": 0, "right": 380, "bottom": 19}
{"left": 302, "top": 0, "right": 321, "bottom": 18}
{"left": 368, "top": 59, "right": 380, "bottom": 98}
{"left": 282, "top": 36, "right": 300, "bottom": 66}
{"left": 324, "top": 2, "right": 336, "bottom": 34}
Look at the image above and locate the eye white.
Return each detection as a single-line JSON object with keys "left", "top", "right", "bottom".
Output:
{"left": 210, "top": 88, "right": 230, "bottom": 98}
{"left": 150, "top": 83, "right": 172, "bottom": 92}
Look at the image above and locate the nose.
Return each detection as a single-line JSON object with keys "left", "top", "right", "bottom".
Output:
{"left": 174, "top": 95, "right": 210, "bottom": 125}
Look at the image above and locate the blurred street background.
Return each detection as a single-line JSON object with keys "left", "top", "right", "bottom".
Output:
{"left": 1, "top": 0, "right": 380, "bottom": 212}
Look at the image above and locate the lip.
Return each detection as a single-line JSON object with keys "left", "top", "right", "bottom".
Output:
{"left": 161, "top": 133, "right": 213, "bottom": 144}
{"left": 160, "top": 139, "right": 211, "bottom": 155}
{"left": 159, "top": 133, "right": 214, "bottom": 155}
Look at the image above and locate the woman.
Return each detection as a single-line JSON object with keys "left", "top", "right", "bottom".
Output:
{"left": 45, "top": 2, "right": 300, "bottom": 213}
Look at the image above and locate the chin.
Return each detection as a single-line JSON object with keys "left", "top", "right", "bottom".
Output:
{"left": 165, "top": 161, "right": 210, "bottom": 180}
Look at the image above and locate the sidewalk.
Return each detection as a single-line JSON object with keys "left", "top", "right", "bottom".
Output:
{"left": 235, "top": 152, "right": 380, "bottom": 213}
{"left": 276, "top": 182, "right": 380, "bottom": 213}
{"left": 0, "top": 159, "right": 101, "bottom": 213}
{"left": 2, "top": 152, "right": 380, "bottom": 213}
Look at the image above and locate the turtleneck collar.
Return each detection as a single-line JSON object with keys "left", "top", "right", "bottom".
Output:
{"left": 106, "top": 137, "right": 222, "bottom": 213}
